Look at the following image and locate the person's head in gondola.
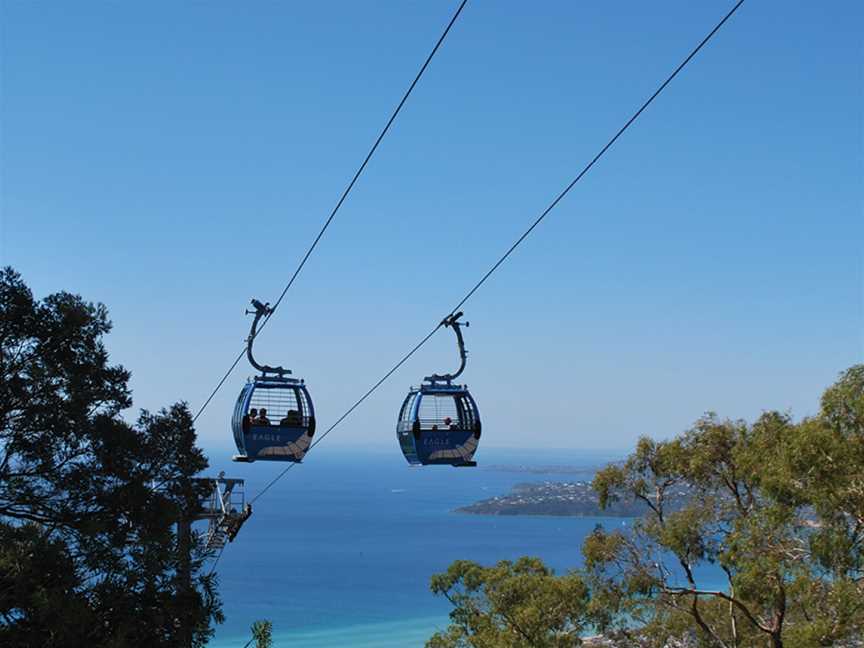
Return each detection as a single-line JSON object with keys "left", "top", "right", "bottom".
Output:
{"left": 258, "top": 408, "right": 270, "bottom": 425}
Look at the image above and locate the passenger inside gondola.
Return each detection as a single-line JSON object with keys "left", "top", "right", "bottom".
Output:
{"left": 256, "top": 408, "right": 271, "bottom": 425}
{"left": 280, "top": 409, "right": 302, "bottom": 427}
{"left": 243, "top": 408, "right": 258, "bottom": 431}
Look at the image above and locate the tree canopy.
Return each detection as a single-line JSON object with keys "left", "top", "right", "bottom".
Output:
{"left": 431, "top": 366, "right": 864, "bottom": 648}
{"left": 0, "top": 267, "right": 221, "bottom": 647}
{"left": 428, "top": 557, "right": 589, "bottom": 647}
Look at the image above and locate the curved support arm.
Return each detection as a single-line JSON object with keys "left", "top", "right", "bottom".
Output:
{"left": 246, "top": 299, "right": 290, "bottom": 377}
{"left": 424, "top": 312, "right": 468, "bottom": 384}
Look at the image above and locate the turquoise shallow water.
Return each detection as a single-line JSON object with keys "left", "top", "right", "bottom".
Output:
{"left": 202, "top": 446, "right": 650, "bottom": 647}
{"left": 208, "top": 617, "right": 446, "bottom": 648}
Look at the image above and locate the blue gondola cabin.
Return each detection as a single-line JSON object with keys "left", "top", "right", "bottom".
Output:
{"left": 396, "top": 383, "right": 481, "bottom": 467}
{"left": 232, "top": 376, "right": 315, "bottom": 462}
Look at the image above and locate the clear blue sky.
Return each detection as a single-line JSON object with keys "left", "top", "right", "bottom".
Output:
{"left": 2, "top": 1, "right": 861, "bottom": 453}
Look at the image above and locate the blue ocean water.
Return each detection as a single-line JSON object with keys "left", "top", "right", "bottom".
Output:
{"left": 203, "top": 446, "right": 634, "bottom": 647}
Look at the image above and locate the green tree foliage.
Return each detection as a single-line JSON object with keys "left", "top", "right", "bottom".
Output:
{"left": 427, "top": 557, "right": 589, "bottom": 647}
{"left": 0, "top": 267, "right": 222, "bottom": 647}
{"left": 430, "top": 367, "right": 864, "bottom": 648}
{"left": 586, "top": 366, "right": 864, "bottom": 648}
{"left": 249, "top": 620, "right": 273, "bottom": 648}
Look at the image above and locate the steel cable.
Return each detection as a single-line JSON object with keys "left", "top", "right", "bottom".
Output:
{"left": 246, "top": 0, "right": 747, "bottom": 504}
{"left": 193, "top": 0, "right": 469, "bottom": 424}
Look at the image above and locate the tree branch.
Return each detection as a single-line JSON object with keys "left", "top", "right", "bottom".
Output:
{"left": 664, "top": 586, "right": 773, "bottom": 634}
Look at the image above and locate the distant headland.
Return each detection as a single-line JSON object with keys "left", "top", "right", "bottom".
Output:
{"left": 482, "top": 464, "right": 601, "bottom": 476}
{"left": 456, "top": 480, "right": 688, "bottom": 518}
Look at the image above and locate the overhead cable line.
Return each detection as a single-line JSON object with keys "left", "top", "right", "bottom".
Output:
{"left": 251, "top": 325, "right": 442, "bottom": 503}
{"left": 449, "top": 0, "right": 745, "bottom": 315}
{"left": 192, "top": 0, "right": 469, "bottom": 424}
{"left": 248, "top": 0, "right": 747, "bottom": 502}
{"left": 207, "top": 545, "right": 225, "bottom": 577}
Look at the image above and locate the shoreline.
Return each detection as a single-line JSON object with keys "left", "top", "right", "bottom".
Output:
{"left": 207, "top": 616, "right": 448, "bottom": 648}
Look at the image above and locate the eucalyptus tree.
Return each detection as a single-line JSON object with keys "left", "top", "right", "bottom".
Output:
{"left": 427, "top": 557, "right": 590, "bottom": 648}
{"left": 585, "top": 366, "right": 864, "bottom": 647}
{"left": 429, "top": 367, "right": 864, "bottom": 647}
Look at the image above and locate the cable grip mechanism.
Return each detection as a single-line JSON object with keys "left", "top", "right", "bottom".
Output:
{"left": 425, "top": 311, "right": 469, "bottom": 384}
{"left": 245, "top": 299, "right": 290, "bottom": 377}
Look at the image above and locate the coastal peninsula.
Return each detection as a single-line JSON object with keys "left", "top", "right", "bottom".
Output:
{"left": 457, "top": 480, "right": 688, "bottom": 517}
